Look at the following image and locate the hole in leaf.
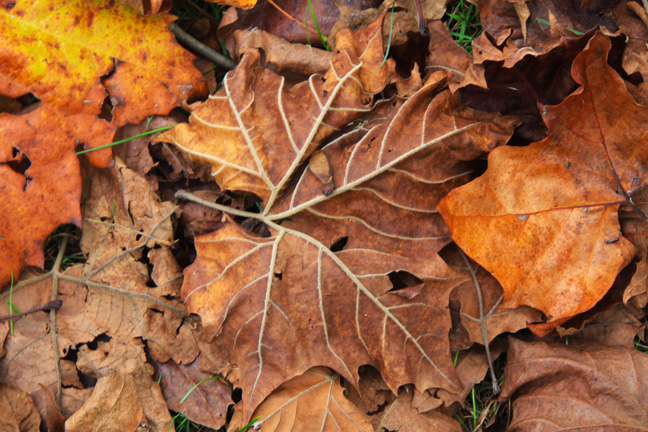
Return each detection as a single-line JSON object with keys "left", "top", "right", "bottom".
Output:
{"left": 86, "top": 333, "right": 112, "bottom": 351}
{"left": 3, "top": 147, "right": 33, "bottom": 191}
{"left": 232, "top": 387, "right": 242, "bottom": 403}
{"left": 274, "top": 272, "right": 282, "bottom": 280}
{"left": 98, "top": 95, "right": 114, "bottom": 122}
{"left": 387, "top": 270, "right": 423, "bottom": 292}
{"left": 0, "top": 92, "right": 40, "bottom": 114}
{"left": 329, "top": 236, "right": 349, "bottom": 252}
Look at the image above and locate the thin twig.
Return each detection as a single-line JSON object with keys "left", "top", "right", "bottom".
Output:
{"left": 50, "top": 235, "right": 69, "bottom": 409}
{"left": 0, "top": 300, "right": 62, "bottom": 321}
{"left": 184, "top": 0, "right": 218, "bottom": 25}
{"left": 266, "top": 0, "right": 318, "bottom": 33}
{"left": 176, "top": 190, "right": 265, "bottom": 220}
{"left": 459, "top": 250, "right": 502, "bottom": 395}
{"left": 169, "top": 22, "right": 236, "bottom": 70}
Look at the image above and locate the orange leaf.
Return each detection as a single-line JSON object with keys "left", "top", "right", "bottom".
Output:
{"left": 438, "top": 32, "right": 640, "bottom": 325}
{"left": 0, "top": 0, "right": 206, "bottom": 162}
{"left": 0, "top": 0, "right": 206, "bottom": 285}
{"left": 0, "top": 107, "right": 81, "bottom": 287}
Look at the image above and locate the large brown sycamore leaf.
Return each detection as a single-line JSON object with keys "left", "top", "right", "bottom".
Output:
{"left": 165, "top": 16, "right": 519, "bottom": 424}
{"left": 439, "top": 33, "right": 642, "bottom": 326}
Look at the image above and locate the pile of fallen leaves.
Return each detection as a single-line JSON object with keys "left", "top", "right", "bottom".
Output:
{"left": 1, "top": 0, "right": 648, "bottom": 430}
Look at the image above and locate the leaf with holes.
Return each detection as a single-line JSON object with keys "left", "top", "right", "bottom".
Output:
{"left": 163, "top": 16, "right": 519, "bottom": 423}
{"left": 439, "top": 33, "right": 642, "bottom": 329}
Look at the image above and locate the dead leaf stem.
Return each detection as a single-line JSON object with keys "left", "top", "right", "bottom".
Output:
{"left": 0, "top": 300, "right": 62, "bottom": 322}
{"left": 459, "top": 250, "right": 502, "bottom": 395}
{"left": 169, "top": 22, "right": 236, "bottom": 71}
{"left": 50, "top": 234, "right": 69, "bottom": 409}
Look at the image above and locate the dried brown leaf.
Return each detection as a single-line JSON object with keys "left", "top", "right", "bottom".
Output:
{"left": 231, "top": 367, "right": 372, "bottom": 431}
{"left": 440, "top": 33, "right": 642, "bottom": 328}
{"left": 156, "top": 357, "right": 232, "bottom": 430}
{"left": 371, "top": 386, "right": 461, "bottom": 432}
{"left": 501, "top": 338, "right": 648, "bottom": 431}
{"left": 65, "top": 372, "right": 147, "bottom": 432}
{"left": 0, "top": 383, "right": 40, "bottom": 432}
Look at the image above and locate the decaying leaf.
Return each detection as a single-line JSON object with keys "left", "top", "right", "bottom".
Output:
{"left": 231, "top": 367, "right": 373, "bottom": 431}
{"left": 501, "top": 338, "right": 648, "bottom": 431}
{"left": 439, "top": 33, "right": 642, "bottom": 327}
{"left": 0, "top": 159, "right": 197, "bottom": 430}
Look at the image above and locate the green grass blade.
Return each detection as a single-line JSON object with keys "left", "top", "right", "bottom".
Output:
{"left": 179, "top": 376, "right": 219, "bottom": 404}
{"left": 307, "top": 0, "right": 330, "bottom": 50}
{"left": 536, "top": 18, "right": 584, "bottom": 35}
{"left": 76, "top": 125, "right": 175, "bottom": 155}
{"left": 376, "top": 3, "right": 396, "bottom": 69}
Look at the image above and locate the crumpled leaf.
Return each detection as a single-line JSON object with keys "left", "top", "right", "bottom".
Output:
{"left": 231, "top": 367, "right": 372, "bottom": 431}
{"left": 65, "top": 372, "right": 148, "bottom": 432}
{"left": 501, "top": 338, "right": 648, "bottom": 431}
{"left": 0, "top": 158, "right": 191, "bottom": 430}
{"left": 439, "top": 33, "right": 640, "bottom": 326}
{"left": 228, "top": 28, "right": 335, "bottom": 77}
{"left": 0, "top": 382, "right": 40, "bottom": 432}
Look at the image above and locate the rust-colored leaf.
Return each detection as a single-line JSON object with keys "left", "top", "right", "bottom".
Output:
{"left": 439, "top": 33, "right": 642, "bottom": 326}
{"left": 0, "top": 107, "right": 81, "bottom": 291}
{"left": 501, "top": 338, "right": 648, "bottom": 431}
{"left": 231, "top": 367, "right": 372, "bottom": 431}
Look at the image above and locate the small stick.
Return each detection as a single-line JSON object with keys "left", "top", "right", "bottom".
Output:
{"left": 267, "top": 0, "right": 318, "bottom": 33}
{"left": 169, "top": 22, "right": 236, "bottom": 71}
{"left": 0, "top": 300, "right": 62, "bottom": 322}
